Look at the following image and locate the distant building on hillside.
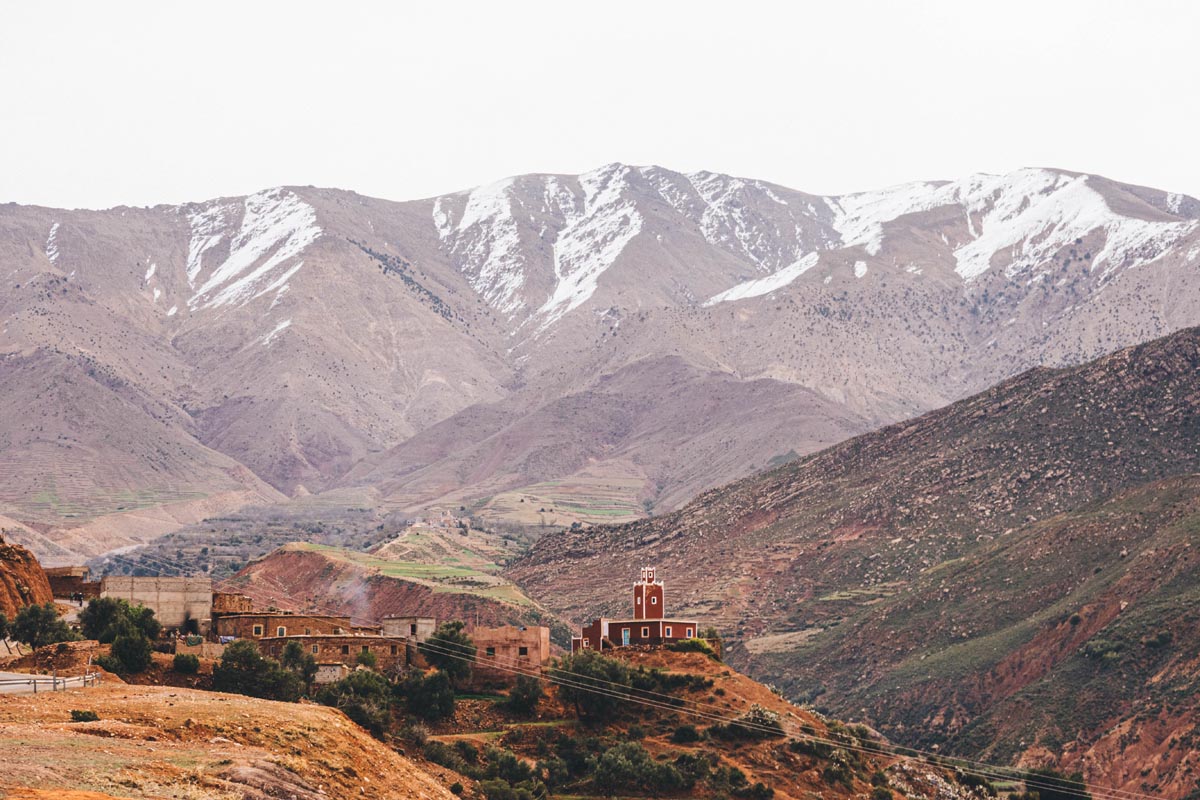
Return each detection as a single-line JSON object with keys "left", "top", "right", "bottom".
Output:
{"left": 44, "top": 566, "right": 99, "bottom": 599}
{"left": 571, "top": 567, "right": 700, "bottom": 652}
{"left": 213, "top": 612, "right": 380, "bottom": 641}
{"left": 258, "top": 633, "right": 409, "bottom": 673}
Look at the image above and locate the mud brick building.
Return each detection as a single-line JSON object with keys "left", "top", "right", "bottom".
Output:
{"left": 212, "top": 591, "right": 255, "bottom": 614}
{"left": 44, "top": 566, "right": 100, "bottom": 599}
{"left": 258, "top": 634, "right": 408, "bottom": 672}
{"left": 466, "top": 624, "right": 551, "bottom": 688}
{"left": 572, "top": 567, "right": 700, "bottom": 652}
{"left": 213, "top": 612, "right": 380, "bottom": 641}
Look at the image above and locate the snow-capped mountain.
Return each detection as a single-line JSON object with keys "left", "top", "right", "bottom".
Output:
{"left": 1, "top": 164, "right": 1198, "bottom": 561}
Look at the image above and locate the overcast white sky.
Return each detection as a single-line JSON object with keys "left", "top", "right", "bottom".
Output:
{"left": 2, "top": 1, "right": 1198, "bottom": 209}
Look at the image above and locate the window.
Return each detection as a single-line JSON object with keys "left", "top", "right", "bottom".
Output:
{"left": 583, "top": 638, "right": 590, "bottom": 648}
{"left": 362, "top": 645, "right": 370, "bottom": 653}
{"left": 276, "top": 626, "right": 286, "bottom": 637}
{"left": 252, "top": 625, "right": 263, "bottom": 637}
{"left": 410, "top": 623, "right": 417, "bottom": 636}
{"left": 390, "top": 645, "right": 398, "bottom": 655}
{"left": 636, "top": 596, "right": 641, "bottom": 605}
{"left": 665, "top": 626, "right": 672, "bottom": 637}
{"left": 486, "top": 646, "right": 496, "bottom": 657}
{"left": 686, "top": 628, "right": 694, "bottom": 637}
{"left": 304, "top": 627, "right": 311, "bottom": 635}
{"left": 341, "top": 645, "right": 350, "bottom": 655}
{"left": 650, "top": 596, "right": 658, "bottom": 605}
{"left": 518, "top": 646, "right": 528, "bottom": 657}
{"left": 311, "top": 645, "right": 319, "bottom": 654}
{"left": 641, "top": 627, "right": 650, "bottom": 638}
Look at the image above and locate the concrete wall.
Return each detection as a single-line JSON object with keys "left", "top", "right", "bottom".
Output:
{"left": 100, "top": 576, "right": 213, "bottom": 629}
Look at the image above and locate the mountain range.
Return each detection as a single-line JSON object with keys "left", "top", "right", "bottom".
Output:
{"left": 2, "top": 164, "right": 1199, "bottom": 561}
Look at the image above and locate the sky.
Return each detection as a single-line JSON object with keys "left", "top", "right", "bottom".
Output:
{"left": 2, "top": 0, "right": 1198, "bottom": 209}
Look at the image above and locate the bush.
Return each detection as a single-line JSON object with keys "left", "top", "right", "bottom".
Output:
{"left": 871, "top": 787, "right": 894, "bottom": 800}
{"left": 212, "top": 640, "right": 302, "bottom": 701}
{"left": 666, "top": 637, "right": 719, "bottom": 659}
{"left": 79, "top": 597, "right": 160, "bottom": 644}
{"left": 672, "top": 724, "right": 701, "bottom": 743}
{"left": 109, "top": 632, "right": 153, "bottom": 674}
{"left": 357, "top": 649, "right": 378, "bottom": 668}
{"left": 502, "top": 674, "right": 544, "bottom": 715}
{"left": 1024, "top": 769, "right": 1091, "bottom": 800}
{"left": 552, "top": 650, "right": 631, "bottom": 721}
{"left": 401, "top": 669, "right": 456, "bottom": 721}
{"left": 280, "top": 640, "right": 318, "bottom": 687}
{"left": 591, "top": 741, "right": 688, "bottom": 795}
{"left": 10, "top": 603, "right": 78, "bottom": 649}
{"left": 709, "top": 705, "right": 785, "bottom": 741}
{"left": 173, "top": 653, "right": 200, "bottom": 674}
{"left": 449, "top": 783, "right": 464, "bottom": 795}
{"left": 316, "top": 670, "right": 393, "bottom": 738}
{"left": 70, "top": 709, "right": 99, "bottom": 722}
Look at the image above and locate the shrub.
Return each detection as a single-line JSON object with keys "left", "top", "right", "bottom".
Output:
{"left": 212, "top": 640, "right": 302, "bottom": 701}
{"left": 79, "top": 598, "right": 160, "bottom": 643}
{"left": 709, "top": 705, "right": 785, "bottom": 741}
{"left": 317, "top": 670, "right": 393, "bottom": 738}
{"left": 449, "top": 783, "right": 464, "bottom": 795}
{"left": 10, "top": 603, "right": 78, "bottom": 648}
{"left": 70, "top": 709, "right": 99, "bottom": 722}
{"left": 871, "top": 787, "right": 894, "bottom": 800}
{"left": 356, "top": 649, "right": 378, "bottom": 668}
{"left": 672, "top": 724, "right": 701, "bottom": 743}
{"left": 109, "top": 632, "right": 153, "bottom": 674}
{"left": 502, "top": 674, "right": 544, "bottom": 715}
{"left": 173, "top": 653, "right": 200, "bottom": 674}
{"left": 401, "top": 669, "right": 456, "bottom": 721}
{"left": 591, "top": 741, "right": 687, "bottom": 795}
{"left": 552, "top": 650, "right": 631, "bottom": 721}
{"left": 667, "top": 637, "right": 719, "bottom": 659}
{"left": 280, "top": 640, "right": 318, "bottom": 686}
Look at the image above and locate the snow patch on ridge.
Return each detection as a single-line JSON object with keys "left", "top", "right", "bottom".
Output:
{"left": 535, "top": 164, "right": 643, "bottom": 329}
{"left": 434, "top": 178, "right": 528, "bottom": 317}
{"left": 704, "top": 252, "right": 820, "bottom": 306}
{"left": 261, "top": 318, "right": 291, "bottom": 346}
{"left": 854, "top": 260, "right": 868, "bottom": 278}
{"left": 144, "top": 262, "right": 157, "bottom": 282}
{"left": 188, "top": 189, "right": 320, "bottom": 310}
{"left": 827, "top": 169, "right": 1198, "bottom": 281}
{"left": 45, "top": 223, "right": 60, "bottom": 263}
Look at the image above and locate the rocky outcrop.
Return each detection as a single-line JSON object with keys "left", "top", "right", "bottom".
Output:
{"left": 0, "top": 533, "right": 53, "bottom": 618}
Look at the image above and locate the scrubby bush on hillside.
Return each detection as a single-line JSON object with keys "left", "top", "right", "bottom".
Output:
{"left": 671, "top": 723, "right": 701, "bottom": 743}
{"left": 502, "top": 673, "right": 543, "bottom": 715}
{"left": 591, "top": 741, "right": 688, "bottom": 795}
{"left": 317, "top": 669, "right": 392, "bottom": 738}
{"left": 400, "top": 668, "right": 456, "bottom": 721}
{"left": 105, "top": 632, "right": 152, "bottom": 674}
{"left": 173, "top": 653, "right": 200, "bottom": 674}
{"left": 10, "top": 603, "right": 78, "bottom": 648}
{"left": 212, "top": 640, "right": 302, "bottom": 701}
{"left": 708, "top": 704, "right": 785, "bottom": 741}
{"left": 666, "top": 637, "right": 719, "bottom": 659}
{"left": 552, "top": 650, "right": 631, "bottom": 721}
{"left": 280, "top": 640, "right": 318, "bottom": 686}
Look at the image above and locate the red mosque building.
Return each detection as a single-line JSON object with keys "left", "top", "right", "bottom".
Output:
{"left": 571, "top": 567, "right": 700, "bottom": 652}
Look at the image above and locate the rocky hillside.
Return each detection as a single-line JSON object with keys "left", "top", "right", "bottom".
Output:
{"left": 0, "top": 533, "right": 53, "bottom": 618}
{"left": 0, "top": 683, "right": 456, "bottom": 800}
{"left": 3, "top": 166, "right": 1199, "bottom": 560}
{"left": 508, "top": 325, "right": 1200, "bottom": 798}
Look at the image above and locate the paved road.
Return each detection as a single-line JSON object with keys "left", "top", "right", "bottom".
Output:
{"left": 0, "top": 671, "right": 99, "bottom": 695}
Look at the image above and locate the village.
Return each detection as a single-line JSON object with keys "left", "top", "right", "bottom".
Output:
{"left": 37, "top": 563, "right": 709, "bottom": 690}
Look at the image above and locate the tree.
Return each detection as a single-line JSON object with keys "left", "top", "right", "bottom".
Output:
{"left": 0, "top": 612, "right": 8, "bottom": 641}
{"left": 552, "top": 650, "right": 630, "bottom": 721}
{"left": 401, "top": 669, "right": 456, "bottom": 721}
{"left": 502, "top": 674, "right": 544, "bottom": 715}
{"left": 108, "top": 632, "right": 152, "bottom": 673}
{"left": 356, "top": 649, "right": 378, "bottom": 669}
{"left": 591, "top": 741, "right": 687, "bottom": 796}
{"left": 419, "top": 621, "right": 475, "bottom": 687}
{"left": 1024, "top": 769, "right": 1091, "bottom": 800}
{"left": 79, "top": 597, "right": 160, "bottom": 643}
{"left": 280, "top": 640, "right": 318, "bottom": 687}
{"left": 316, "top": 670, "right": 393, "bottom": 738}
{"left": 10, "top": 603, "right": 78, "bottom": 648}
{"left": 213, "top": 640, "right": 302, "bottom": 701}
{"left": 173, "top": 653, "right": 200, "bottom": 674}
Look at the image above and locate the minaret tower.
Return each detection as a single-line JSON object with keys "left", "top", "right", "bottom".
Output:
{"left": 633, "top": 566, "right": 664, "bottom": 620}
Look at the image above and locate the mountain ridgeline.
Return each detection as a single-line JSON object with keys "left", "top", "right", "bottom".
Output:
{"left": 508, "top": 325, "right": 1200, "bottom": 798}
{"left": 1, "top": 165, "right": 1198, "bottom": 566}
